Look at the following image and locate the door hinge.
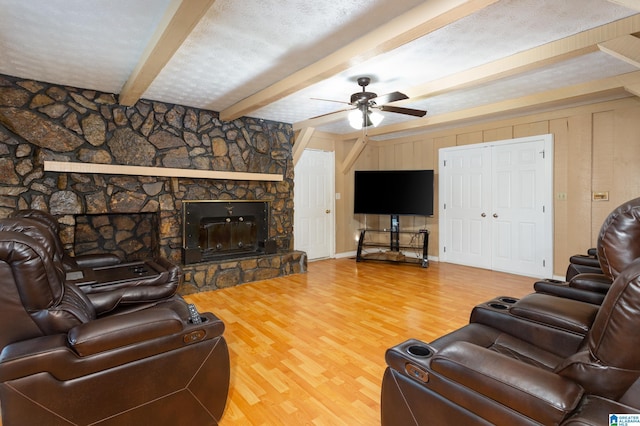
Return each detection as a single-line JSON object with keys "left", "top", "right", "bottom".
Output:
{"left": 543, "top": 259, "right": 546, "bottom": 267}
{"left": 540, "top": 149, "right": 545, "bottom": 159}
{"left": 443, "top": 160, "right": 447, "bottom": 167}
{"left": 443, "top": 203, "right": 446, "bottom": 210}
{"left": 542, "top": 205, "right": 545, "bottom": 213}
{"left": 444, "top": 246, "right": 446, "bottom": 253}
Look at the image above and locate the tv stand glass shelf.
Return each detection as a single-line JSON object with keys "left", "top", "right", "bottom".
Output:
{"left": 356, "top": 228, "right": 429, "bottom": 268}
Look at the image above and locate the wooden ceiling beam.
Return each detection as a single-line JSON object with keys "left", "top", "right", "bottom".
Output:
{"left": 292, "top": 127, "right": 315, "bottom": 167}
{"left": 625, "top": 83, "right": 640, "bottom": 97}
{"left": 598, "top": 35, "right": 640, "bottom": 69}
{"left": 341, "top": 136, "right": 368, "bottom": 174}
{"left": 293, "top": 110, "right": 351, "bottom": 131}
{"left": 607, "top": 0, "right": 640, "bottom": 11}
{"left": 119, "top": 0, "right": 215, "bottom": 106}
{"left": 406, "top": 15, "right": 640, "bottom": 101}
{"left": 220, "top": 0, "right": 500, "bottom": 122}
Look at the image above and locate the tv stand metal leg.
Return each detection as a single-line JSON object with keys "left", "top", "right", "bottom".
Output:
{"left": 421, "top": 230, "right": 429, "bottom": 268}
{"left": 356, "top": 229, "right": 366, "bottom": 262}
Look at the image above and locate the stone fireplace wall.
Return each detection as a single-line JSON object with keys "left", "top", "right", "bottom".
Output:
{"left": 0, "top": 73, "right": 305, "bottom": 293}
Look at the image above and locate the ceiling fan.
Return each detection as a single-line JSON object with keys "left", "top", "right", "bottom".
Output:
{"left": 312, "top": 77, "right": 427, "bottom": 129}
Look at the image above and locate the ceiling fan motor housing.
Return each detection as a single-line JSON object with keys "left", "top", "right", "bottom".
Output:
{"left": 351, "top": 76, "right": 376, "bottom": 105}
{"left": 350, "top": 91, "right": 377, "bottom": 105}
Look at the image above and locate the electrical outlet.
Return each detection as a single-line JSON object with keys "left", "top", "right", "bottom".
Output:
{"left": 593, "top": 191, "right": 609, "bottom": 201}
{"left": 557, "top": 192, "right": 567, "bottom": 200}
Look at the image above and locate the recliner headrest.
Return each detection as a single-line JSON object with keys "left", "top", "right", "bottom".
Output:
{"left": 0, "top": 218, "right": 66, "bottom": 305}
{"left": 10, "top": 209, "right": 61, "bottom": 234}
{"left": 597, "top": 197, "right": 640, "bottom": 280}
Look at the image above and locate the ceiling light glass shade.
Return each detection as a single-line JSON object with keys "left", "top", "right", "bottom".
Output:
{"left": 348, "top": 108, "right": 384, "bottom": 129}
{"left": 369, "top": 110, "right": 384, "bottom": 127}
{"left": 349, "top": 109, "right": 363, "bottom": 129}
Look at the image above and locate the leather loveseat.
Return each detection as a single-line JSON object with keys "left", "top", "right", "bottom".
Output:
{"left": 381, "top": 254, "right": 640, "bottom": 424}
{"left": 0, "top": 217, "right": 230, "bottom": 425}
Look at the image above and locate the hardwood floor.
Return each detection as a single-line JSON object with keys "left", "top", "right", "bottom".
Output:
{"left": 185, "top": 258, "right": 536, "bottom": 425}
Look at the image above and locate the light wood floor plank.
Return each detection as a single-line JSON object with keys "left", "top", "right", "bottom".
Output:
{"left": 185, "top": 258, "right": 535, "bottom": 425}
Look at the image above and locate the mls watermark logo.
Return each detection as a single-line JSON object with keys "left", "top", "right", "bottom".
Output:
{"left": 610, "top": 414, "right": 640, "bottom": 426}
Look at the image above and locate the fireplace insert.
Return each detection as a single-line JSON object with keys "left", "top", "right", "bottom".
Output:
{"left": 182, "top": 200, "right": 272, "bottom": 264}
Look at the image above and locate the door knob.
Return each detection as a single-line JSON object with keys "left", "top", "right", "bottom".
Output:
{"left": 481, "top": 213, "right": 486, "bottom": 217}
{"left": 325, "top": 209, "right": 331, "bottom": 213}
{"left": 493, "top": 213, "right": 498, "bottom": 218}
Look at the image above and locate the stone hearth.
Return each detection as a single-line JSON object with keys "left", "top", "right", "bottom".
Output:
{"left": 0, "top": 74, "right": 306, "bottom": 294}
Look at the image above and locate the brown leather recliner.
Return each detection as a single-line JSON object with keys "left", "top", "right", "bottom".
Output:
{"left": 565, "top": 247, "right": 602, "bottom": 281}
{"left": 9, "top": 210, "right": 181, "bottom": 312}
{"left": 381, "top": 257, "right": 640, "bottom": 425}
{"left": 535, "top": 197, "right": 640, "bottom": 305}
{"left": 0, "top": 218, "right": 230, "bottom": 425}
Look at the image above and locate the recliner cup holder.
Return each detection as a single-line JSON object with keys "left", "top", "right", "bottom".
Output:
{"left": 498, "top": 297, "right": 518, "bottom": 304}
{"left": 489, "top": 302, "right": 510, "bottom": 310}
{"left": 407, "top": 345, "right": 432, "bottom": 357}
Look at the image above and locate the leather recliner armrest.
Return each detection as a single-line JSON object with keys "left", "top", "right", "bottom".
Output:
{"left": 67, "top": 308, "right": 183, "bottom": 356}
{"left": 431, "top": 341, "right": 584, "bottom": 426}
{"left": 533, "top": 280, "right": 606, "bottom": 305}
{"left": 569, "top": 273, "right": 611, "bottom": 293}
{"left": 569, "top": 254, "right": 600, "bottom": 268}
{"left": 73, "top": 253, "right": 122, "bottom": 269}
{"left": 0, "top": 309, "right": 224, "bottom": 382}
{"left": 509, "top": 293, "right": 599, "bottom": 334}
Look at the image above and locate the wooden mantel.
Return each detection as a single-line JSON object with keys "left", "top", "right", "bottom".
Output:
{"left": 44, "top": 161, "right": 283, "bottom": 182}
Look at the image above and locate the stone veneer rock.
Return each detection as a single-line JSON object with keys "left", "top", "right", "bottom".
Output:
{"left": 0, "top": 73, "right": 306, "bottom": 294}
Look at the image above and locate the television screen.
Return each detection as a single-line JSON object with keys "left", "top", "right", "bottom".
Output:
{"left": 354, "top": 170, "right": 434, "bottom": 216}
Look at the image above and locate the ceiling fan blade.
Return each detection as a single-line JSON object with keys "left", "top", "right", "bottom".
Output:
{"left": 380, "top": 105, "right": 427, "bottom": 117}
{"left": 310, "top": 97, "right": 352, "bottom": 105}
{"left": 373, "top": 91, "right": 408, "bottom": 105}
{"left": 307, "top": 107, "right": 355, "bottom": 120}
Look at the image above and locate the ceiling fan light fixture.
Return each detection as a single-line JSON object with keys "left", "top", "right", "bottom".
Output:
{"left": 348, "top": 108, "right": 384, "bottom": 130}
{"left": 349, "top": 109, "right": 363, "bottom": 129}
{"left": 310, "top": 76, "right": 426, "bottom": 129}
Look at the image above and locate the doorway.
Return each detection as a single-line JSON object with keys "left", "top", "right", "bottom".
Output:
{"left": 439, "top": 134, "right": 553, "bottom": 278}
{"left": 294, "top": 149, "right": 335, "bottom": 260}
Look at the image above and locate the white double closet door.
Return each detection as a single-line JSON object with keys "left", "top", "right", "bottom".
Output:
{"left": 439, "top": 135, "right": 553, "bottom": 278}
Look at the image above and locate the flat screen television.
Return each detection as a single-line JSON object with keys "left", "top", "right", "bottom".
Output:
{"left": 354, "top": 169, "right": 434, "bottom": 216}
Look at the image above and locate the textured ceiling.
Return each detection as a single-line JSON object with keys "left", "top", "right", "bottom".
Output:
{"left": 0, "top": 0, "right": 639, "bottom": 140}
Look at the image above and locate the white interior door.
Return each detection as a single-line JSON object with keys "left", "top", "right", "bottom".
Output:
{"left": 491, "top": 140, "right": 551, "bottom": 276}
{"left": 440, "top": 146, "right": 492, "bottom": 269}
{"left": 294, "top": 149, "right": 335, "bottom": 260}
{"left": 439, "top": 135, "right": 553, "bottom": 278}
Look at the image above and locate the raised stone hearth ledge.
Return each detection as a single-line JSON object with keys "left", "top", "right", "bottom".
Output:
{"left": 180, "top": 250, "right": 307, "bottom": 294}
{"left": 44, "top": 161, "right": 283, "bottom": 181}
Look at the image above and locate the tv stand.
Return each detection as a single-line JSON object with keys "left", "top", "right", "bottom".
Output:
{"left": 356, "top": 223, "right": 429, "bottom": 268}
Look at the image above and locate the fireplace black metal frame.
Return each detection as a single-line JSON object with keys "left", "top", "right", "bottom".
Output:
{"left": 182, "top": 200, "right": 272, "bottom": 265}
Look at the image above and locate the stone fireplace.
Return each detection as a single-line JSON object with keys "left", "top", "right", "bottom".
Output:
{"left": 0, "top": 74, "right": 306, "bottom": 294}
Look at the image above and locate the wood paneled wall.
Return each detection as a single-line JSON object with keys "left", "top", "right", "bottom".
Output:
{"left": 305, "top": 97, "right": 640, "bottom": 277}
